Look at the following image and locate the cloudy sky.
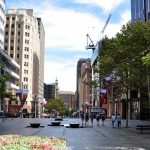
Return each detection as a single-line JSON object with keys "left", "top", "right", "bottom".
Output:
{"left": 6, "top": 0, "right": 131, "bottom": 92}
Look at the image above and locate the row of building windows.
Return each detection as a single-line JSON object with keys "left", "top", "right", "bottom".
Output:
{"left": 5, "top": 23, "right": 30, "bottom": 30}
{"left": 5, "top": 38, "right": 30, "bottom": 45}
{"left": 5, "top": 31, "right": 30, "bottom": 38}
{"left": 9, "top": 101, "right": 28, "bottom": 105}
{"left": 5, "top": 23, "right": 21, "bottom": 28}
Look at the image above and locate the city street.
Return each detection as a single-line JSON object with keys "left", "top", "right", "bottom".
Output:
{"left": 0, "top": 118, "right": 150, "bottom": 150}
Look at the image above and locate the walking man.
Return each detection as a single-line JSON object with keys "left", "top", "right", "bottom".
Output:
{"left": 101, "top": 114, "right": 105, "bottom": 126}
{"left": 96, "top": 113, "right": 100, "bottom": 126}
{"left": 111, "top": 114, "right": 116, "bottom": 128}
{"left": 117, "top": 113, "right": 121, "bottom": 127}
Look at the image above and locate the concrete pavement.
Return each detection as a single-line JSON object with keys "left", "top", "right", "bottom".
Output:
{"left": 0, "top": 118, "right": 150, "bottom": 150}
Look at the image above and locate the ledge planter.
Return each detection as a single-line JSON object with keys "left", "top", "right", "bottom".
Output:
{"left": 51, "top": 121, "right": 61, "bottom": 126}
{"left": 30, "top": 123, "right": 41, "bottom": 128}
{"left": 70, "top": 123, "right": 79, "bottom": 128}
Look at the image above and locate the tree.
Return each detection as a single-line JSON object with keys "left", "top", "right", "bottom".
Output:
{"left": 45, "top": 99, "right": 65, "bottom": 116}
{"left": 98, "top": 21, "right": 150, "bottom": 127}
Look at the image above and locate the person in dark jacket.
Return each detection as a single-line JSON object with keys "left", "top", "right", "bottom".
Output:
{"left": 101, "top": 114, "right": 105, "bottom": 126}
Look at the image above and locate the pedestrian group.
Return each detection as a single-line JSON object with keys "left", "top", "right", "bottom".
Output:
{"left": 80, "top": 111, "right": 121, "bottom": 128}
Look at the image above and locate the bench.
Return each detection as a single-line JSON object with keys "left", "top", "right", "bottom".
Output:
{"left": 136, "top": 125, "right": 150, "bottom": 134}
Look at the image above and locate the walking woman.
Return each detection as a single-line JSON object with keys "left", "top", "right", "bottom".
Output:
{"left": 96, "top": 113, "right": 100, "bottom": 126}
{"left": 90, "top": 113, "right": 94, "bottom": 127}
{"left": 101, "top": 114, "right": 105, "bottom": 126}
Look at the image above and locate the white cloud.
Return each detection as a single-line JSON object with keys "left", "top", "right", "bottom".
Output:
{"left": 39, "top": 7, "right": 103, "bottom": 51}
{"left": 73, "top": 0, "right": 125, "bottom": 13}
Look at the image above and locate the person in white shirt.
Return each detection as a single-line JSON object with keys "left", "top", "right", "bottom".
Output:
{"left": 111, "top": 114, "right": 116, "bottom": 128}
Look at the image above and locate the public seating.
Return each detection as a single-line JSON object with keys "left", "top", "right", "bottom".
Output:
{"left": 136, "top": 124, "right": 150, "bottom": 134}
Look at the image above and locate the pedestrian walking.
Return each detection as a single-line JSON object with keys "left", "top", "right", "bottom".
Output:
{"left": 80, "top": 111, "right": 84, "bottom": 126}
{"left": 111, "top": 114, "right": 116, "bottom": 128}
{"left": 90, "top": 113, "right": 94, "bottom": 127}
{"left": 117, "top": 113, "right": 121, "bottom": 127}
{"left": 96, "top": 113, "right": 100, "bottom": 126}
{"left": 84, "top": 113, "right": 89, "bottom": 127}
{"left": 101, "top": 114, "right": 105, "bottom": 126}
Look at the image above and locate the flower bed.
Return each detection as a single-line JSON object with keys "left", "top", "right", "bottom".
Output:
{"left": 0, "top": 134, "right": 67, "bottom": 150}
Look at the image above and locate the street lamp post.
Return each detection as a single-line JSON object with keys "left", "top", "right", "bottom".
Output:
{"left": 111, "top": 71, "right": 117, "bottom": 115}
{"left": 34, "top": 94, "right": 37, "bottom": 118}
{"left": 21, "top": 82, "right": 23, "bottom": 118}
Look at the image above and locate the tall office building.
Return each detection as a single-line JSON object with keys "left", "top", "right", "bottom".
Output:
{"left": 44, "top": 79, "right": 59, "bottom": 100}
{"left": 76, "top": 58, "right": 91, "bottom": 111}
{"left": 131, "top": 0, "right": 150, "bottom": 120}
{"left": 0, "top": 1, "right": 20, "bottom": 114}
{"left": 4, "top": 9, "right": 45, "bottom": 115}
{"left": 59, "top": 91, "right": 76, "bottom": 110}
{"left": 131, "top": 0, "right": 150, "bottom": 22}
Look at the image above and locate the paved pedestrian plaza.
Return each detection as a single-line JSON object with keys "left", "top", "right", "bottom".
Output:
{"left": 0, "top": 118, "right": 150, "bottom": 150}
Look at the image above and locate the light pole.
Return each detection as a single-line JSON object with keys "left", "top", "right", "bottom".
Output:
{"left": 21, "top": 82, "right": 23, "bottom": 118}
{"left": 34, "top": 94, "right": 37, "bottom": 118}
{"left": 111, "top": 71, "right": 117, "bottom": 115}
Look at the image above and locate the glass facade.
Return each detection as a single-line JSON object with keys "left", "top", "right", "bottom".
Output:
{"left": 131, "top": 0, "right": 150, "bottom": 22}
{"left": 131, "top": 0, "right": 150, "bottom": 120}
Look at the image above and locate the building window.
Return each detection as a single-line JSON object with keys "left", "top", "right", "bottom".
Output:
{"left": 10, "top": 54, "right": 13, "bottom": 57}
{"left": 4, "top": 46, "right": 7, "bottom": 50}
{"left": 18, "top": 31, "right": 20, "bottom": 35}
{"left": 10, "top": 46, "right": 13, "bottom": 50}
{"left": 17, "top": 46, "right": 20, "bottom": 50}
{"left": 17, "top": 54, "right": 19, "bottom": 58}
{"left": 5, "top": 31, "right": 8, "bottom": 35}
{"left": 5, "top": 24, "right": 9, "bottom": 28}
{"left": 11, "top": 24, "right": 14, "bottom": 28}
{"left": 5, "top": 39, "right": 8, "bottom": 43}
{"left": 18, "top": 24, "right": 21, "bottom": 28}
{"left": 12, "top": 17, "right": 15, "bottom": 20}
{"left": 11, "top": 31, "right": 14, "bottom": 35}
{"left": 25, "top": 39, "right": 29, "bottom": 44}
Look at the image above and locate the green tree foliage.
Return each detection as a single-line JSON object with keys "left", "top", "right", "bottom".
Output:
{"left": 45, "top": 99, "right": 65, "bottom": 116}
{"left": 142, "top": 53, "right": 150, "bottom": 65}
{"left": 98, "top": 21, "right": 150, "bottom": 127}
{"left": 0, "top": 56, "right": 17, "bottom": 101}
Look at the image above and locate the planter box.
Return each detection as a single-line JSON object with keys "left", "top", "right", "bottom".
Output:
{"left": 30, "top": 123, "right": 41, "bottom": 128}
{"left": 70, "top": 123, "right": 79, "bottom": 128}
{"left": 51, "top": 121, "right": 61, "bottom": 126}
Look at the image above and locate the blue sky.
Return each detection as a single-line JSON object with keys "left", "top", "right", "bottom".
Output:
{"left": 6, "top": 0, "right": 131, "bottom": 92}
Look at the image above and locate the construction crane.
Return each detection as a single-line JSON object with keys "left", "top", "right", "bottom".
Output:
{"left": 86, "top": 0, "right": 118, "bottom": 51}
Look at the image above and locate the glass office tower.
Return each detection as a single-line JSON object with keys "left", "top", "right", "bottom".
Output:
{"left": 131, "top": 0, "right": 150, "bottom": 22}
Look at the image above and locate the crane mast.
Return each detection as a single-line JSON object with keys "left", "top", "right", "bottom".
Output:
{"left": 86, "top": 0, "right": 118, "bottom": 50}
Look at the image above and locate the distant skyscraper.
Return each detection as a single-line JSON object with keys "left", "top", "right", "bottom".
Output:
{"left": 4, "top": 9, "right": 45, "bottom": 115}
{"left": 131, "top": 0, "right": 150, "bottom": 22}
{"left": 44, "top": 80, "right": 59, "bottom": 100}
